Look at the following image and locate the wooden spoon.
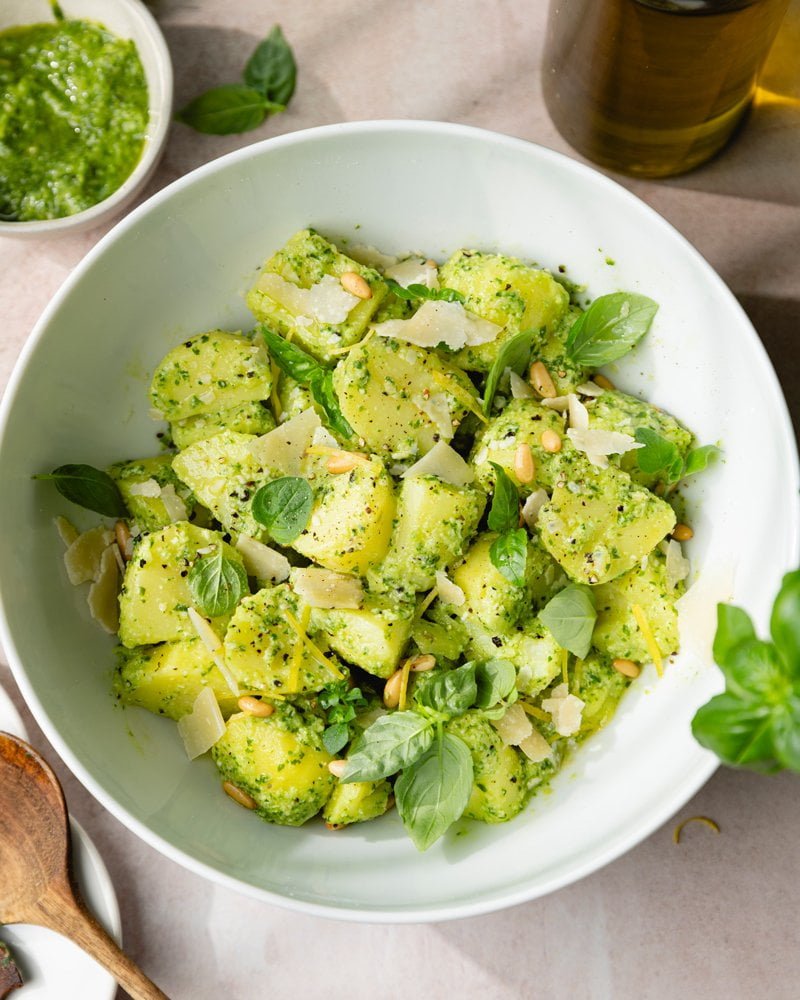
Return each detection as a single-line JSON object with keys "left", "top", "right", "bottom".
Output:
{"left": 0, "top": 732, "right": 169, "bottom": 1000}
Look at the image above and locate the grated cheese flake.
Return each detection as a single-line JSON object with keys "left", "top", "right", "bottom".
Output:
{"left": 631, "top": 603, "right": 664, "bottom": 676}
{"left": 235, "top": 535, "right": 291, "bottom": 584}
{"left": 434, "top": 570, "right": 465, "bottom": 607}
{"left": 373, "top": 300, "right": 502, "bottom": 350}
{"left": 567, "top": 393, "right": 590, "bottom": 432}
{"left": 384, "top": 256, "right": 438, "bottom": 289}
{"left": 54, "top": 516, "right": 79, "bottom": 548}
{"left": 187, "top": 606, "right": 239, "bottom": 696}
{"left": 126, "top": 478, "right": 161, "bottom": 498}
{"left": 541, "top": 683, "right": 585, "bottom": 737}
{"left": 86, "top": 544, "right": 119, "bottom": 634}
{"left": 402, "top": 441, "right": 475, "bottom": 486}
{"left": 518, "top": 728, "right": 553, "bottom": 763}
{"left": 63, "top": 525, "right": 115, "bottom": 586}
{"left": 492, "top": 703, "right": 533, "bottom": 746}
{"left": 292, "top": 567, "right": 363, "bottom": 609}
{"left": 256, "top": 271, "right": 360, "bottom": 324}
{"left": 566, "top": 427, "right": 643, "bottom": 469}
{"left": 159, "top": 484, "right": 188, "bottom": 523}
{"left": 249, "top": 407, "right": 321, "bottom": 475}
{"left": 665, "top": 539, "right": 691, "bottom": 591}
{"left": 177, "top": 687, "right": 226, "bottom": 760}
{"left": 412, "top": 390, "right": 454, "bottom": 439}
{"left": 576, "top": 381, "right": 605, "bottom": 397}
{"left": 348, "top": 244, "right": 399, "bottom": 271}
{"left": 509, "top": 370, "right": 535, "bottom": 399}
{"left": 521, "top": 488, "right": 549, "bottom": 529}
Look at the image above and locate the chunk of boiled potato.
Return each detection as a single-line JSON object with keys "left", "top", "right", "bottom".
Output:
{"left": 572, "top": 653, "right": 630, "bottom": 739}
{"left": 149, "top": 330, "right": 272, "bottom": 422}
{"left": 118, "top": 523, "right": 242, "bottom": 647}
{"left": 437, "top": 249, "right": 569, "bottom": 372}
{"left": 333, "top": 336, "right": 479, "bottom": 461}
{"left": 310, "top": 592, "right": 415, "bottom": 679}
{"left": 535, "top": 304, "right": 590, "bottom": 396}
{"left": 292, "top": 456, "right": 395, "bottom": 575}
{"left": 446, "top": 711, "right": 527, "bottom": 823}
{"left": 538, "top": 462, "right": 676, "bottom": 585}
{"left": 322, "top": 779, "right": 392, "bottom": 828}
{"left": 171, "top": 400, "right": 276, "bottom": 451}
{"left": 113, "top": 638, "right": 239, "bottom": 719}
{"left": 108, "top": 455, "right": 201, "bottom": 532}
{"left": 464, "top": 617, "right": 562, "bottom": 698}
{"left": 212, "top": 708, "right": 334, "bottom": 826}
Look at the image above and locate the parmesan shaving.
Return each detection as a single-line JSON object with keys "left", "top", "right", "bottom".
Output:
{"left": 311, "top": 425, "right": 339, "bottom": 449}
{"left": 159, "top": 484, "right": 188, "bottom": 523}
{"left": 177, "top": 687, "right": 226, "bottom": 760}
{"left": 665, "top": 539, "right": 690, "bottom": 590}
{"left": 509, "top": 371, "right": 535, "bottom": 399}
{"left": 255, "top": 272, "right": 360, "bottom": 324}
{"left": 292, "top": 567, "right": 363, "bottom": 609}
{"left": 434, "top": 570, "right": 465, "bottom": 607}
{"left": 412, "top": 391, "right": 453, "bottom": 439}
{"left": 235, "top": 535, "right": 291, "bottom": 584}
{"left": 567, "top": 393, "right": 590, "bottom": 432}
{"left": 518, "top": 728, "right": 553, "bottom": 763}
{"left": 402, "top": 441, "right": 474, "bottom": 486}
{"left": 54, "top": 516, "right": 79, "bottom": 548}
{"left": 541, "top": 683, "right": 585, "bottom": 737}
{"left": 249, "top": 407, "right": 321, "bottom": 475}
{"left": 521, "top": 488, "right": 549, "bottom": 529}
{"left": 348, "top": 244, "right": 399, "bottom": 271}
{"left": 566, "top": 427, "right": 642, "bottom": 469}
{"left": 373, "top": 300, "right": 502, "bottom": 350}
{"left": 492, "top": 703, "right": 533, "bottom": 746}
{"left": 63, "top": 525, "right": 115, "bottom": 586}
{"left": 187, "top": 607, "right": 239, "bottom": 696}
{"left": 576, "top": 381, "right": 605, "bottom": 397}
{"left": 541, "top": 395, "right": 570, "bottom": 412}
{"left": 126, "top": 478, "right": 161, "bottom": 498}
{"left": 384, "top": 256, "right": 438, "bottom": 288}
{"left": 86, "top": 544, "right": 120, "bottom": 634}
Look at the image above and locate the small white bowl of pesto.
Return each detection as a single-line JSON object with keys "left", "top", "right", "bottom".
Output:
{"left": 0, "top": 0, "right": 171, "bottom": 237}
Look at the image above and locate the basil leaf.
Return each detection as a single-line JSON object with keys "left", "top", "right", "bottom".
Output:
{"left": 770, "top": 569, "right": 800, "bottom": 676}
{"left": 415, "top": 663, "right": 478, "bottom": 717}
{"left": 322, "top": 722, "right": 350, "bottom": 756}
{"left": 482, "top": 328, "right": 537, "bottom": 414}
{"left": 691, "top": 693, "right": 779, "bottom": 773}
{"left": 252, "top": 476, "right": 313, "bottom": 545}
{"left": 712, "top": 603, "right": 756, "bottom": 669}
{"left": 474, "top": 659, "right": 517, "bottom": 709}
{"left": 34, "top": 464, "right": 126, "bottom": 518}
{"left": 487, "top": 463, "right": 520, "bottom": 534}
{"left": 384, "top": 278, "right": 465, "bottom": 304}
{"left": 539, "top": 584, "right": 596, "bottom": 658}
{"left": 340, "top": 711, "right": 434, "bottom": 782}
{"left": 721, "top": 639, "right": 788, "bottom": 703}
{"left": 311, "top": 370, "right": 355, "bottom": 440}
{"left": 175, "top": 84, "right": 278, "bottom": 135}
{"left": 770, "top": 695, "right": 800, "bottom": 771}
{"left": 243, "top": 25, "right": 297, "bottom": 106}
{"left": 489, "top": 528, "right": 528, "bottom": 587}
{"left": 634, "top": 428, "right": 681, "bottom": 478}
{"left": 395, "top": 733, "right": 474, "bottom": 851}
{"left": 188, "top": 547, "right": 248, "bottom": 618}
{"left": 683, "top": 444, "right": 721, "bottom": 478}
{"left": 565, "top": 292, "right": 658, "bottom": 367}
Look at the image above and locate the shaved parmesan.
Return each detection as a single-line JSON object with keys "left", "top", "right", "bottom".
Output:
{"left": 311, "top": 425, "right": 339, "bottom": 449}
{"left": 54, "top": 516, "right": 79, "bottom": 548}
{"left": 384, "top": 256, "right": 438, "bottom": 288}
{"left": 126, "top": 478, "right": 161, "bottom": 498}
{"left": 509, "top": 371, "right": 535, "bottom": 399}
{"left": 518, "top": 728, "right": 553, "bottom": 763}
{"left": 63, "top": 525, "right": 115, "bottom": 585}
{"left": 576, "top": 381, "right": 605, "bottom": 397}
{"left": 402, "top": 441, "right": 474, "bottom": 486}
{"left": 412, "top": 391, "right": 453, "bottom": 439}
{"left": 235, "top": 535, "right": 291, "bottom": 584}
{"left": 374, "top": 300, "right": 502, "bottom": 350}
{"left": 665, "top": 539, "right": 690, "bottom": 590}
{"left": 177, "top": 687, "right": 226, "bottom": 760}
{"left": 348, "top": 244, "right": 398, "bottom": 271}
{"left": 87, "top": 544, "right": 119, "bottom": 634}
{"left": 521, "top": 488, "right": 549, "bottom": 529}
{"left": 492, "top": 703, "right": 533, "bottom": 746}
{"left": 292, "top": 567, "right": 363, "bottom": 609}
{"left": 566, "top": 427, "right": 642, "bottom": 469}
{"left": 159, "top": 484, "right": 188, "bottom": 523}
{"left": 541, "top": 395, "right": 570, "bottom": 412}
{"left": 567, "top": 393, "right": 590, "bottom": 432}
{"left": 249, "top": 407, "right": 321, "bottom": 475}
{"left": 435, "top": 570, "right": 465, "bottom": 607}
{"left": 187, "top": 607, "right": 239, "bottom": 696}
{"left": 255, "top": 272, "right": 360, "bottom": 324}
{"left": 541, "top": 683, "right": 585, "bottom": 737}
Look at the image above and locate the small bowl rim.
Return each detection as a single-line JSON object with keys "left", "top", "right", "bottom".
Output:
{"left": 0, "top": 0, "right": 173, "bottom": 237}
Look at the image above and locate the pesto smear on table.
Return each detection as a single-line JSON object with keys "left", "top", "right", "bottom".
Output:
{"left": 0, "top": 16, "right": 148, "bottom": 222}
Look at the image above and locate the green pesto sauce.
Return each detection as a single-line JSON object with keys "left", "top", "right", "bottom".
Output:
{"left": 0, "top": 17, "right": 148, "bottom": 221}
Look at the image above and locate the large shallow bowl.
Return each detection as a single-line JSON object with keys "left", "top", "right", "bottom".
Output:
{"left": 0, "top": 121, "right": 797, "bottom": 921}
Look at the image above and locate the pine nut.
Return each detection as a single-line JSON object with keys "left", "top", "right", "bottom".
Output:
{"left": 325, "top": 822, "right": 343, "bottom": 830}
{"left": 237, "top": 696, "right": 274, "bottom": 718}
{"left": 529, "top": 361, "right": 557, "bottom": 399}
{"left": 383, "top": 669, "right": 404, "bottom": 708}
{"left": 593, "top": 374, "right": 615, "bottom": 391}
{"left": 326, "top": 450, "right": 368, "bottom": 474}
{"left": 541, "top": 429, "right": 562, "bottom": 453}
{"left": 514, "top": 443, "right": 535, "bottom": 483}
{"left": 222, "top": 781, "right": 257, "bottom": 810}
{"left": 114, "top": 520, "right": 132, "bottom": 561}
{"left": 340, "top": 271, "right": 372, "bottom": 299}
{"left": 613, "top": 658, "right": 641, "bottom": 678}
{"left": 328, "top": 759, "right": 347, "bottom": 777}
{"left": 672, "top": 523, "right": 694, "bottom": 542}
{"left": 409, "top": 654, "right": 436, "bottom": 672}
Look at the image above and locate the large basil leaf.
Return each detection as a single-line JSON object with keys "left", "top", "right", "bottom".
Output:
{"left": 340, "top": 711, "right": 434, "bottom": 783}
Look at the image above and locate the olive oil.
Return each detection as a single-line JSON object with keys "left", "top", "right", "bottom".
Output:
{"left": 542, "top": 0, "right": 789, "bottom": 177}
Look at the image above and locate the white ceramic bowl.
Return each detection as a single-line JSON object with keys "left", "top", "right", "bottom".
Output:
{"left": 0, "top": 122, "right": 797, "bottom": 921}
{"left": 0, "top": 0, "right": 172, "bottom": 238}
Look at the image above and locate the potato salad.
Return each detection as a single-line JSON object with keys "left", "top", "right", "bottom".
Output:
{"left": 42, "top": 229, "right": 718, "bottom": 850}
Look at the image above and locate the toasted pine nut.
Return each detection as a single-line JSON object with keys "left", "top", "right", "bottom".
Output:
{"left": 237, "top": 695, "right": 274, "bottom": 718}
{"left": 540, "top": 429, "right": 562, "bottom": 453}
{"left": 593, "top": 374, "right": 615, "bottom": 391}
{"left": 529, "top": 361, "right": 557, "bottom": 399}
{"left": 514, "top": 443, "right": 535, "bottom": 484}
{"left": 325, "top": 822, "right": 343, "bottom": 830}
{"left": 340, "top": 271, "right": 372, "bottom": 299}
{"left": 425, "top": 259, "right": 438, "bottom": 269}
{"left": 383, "top": 669, "right": 404, "bottom": 709}
{"left": 222, "top": 781, "right": 257, "bottom": 810}
{"left": 613, "top": 658, "right": 641, "bottom": 679}
{"left": 409, "top": 654, "right": 436, "bottom": 673}
{"left": 326, "top": 450, "right": 367, "bottom": 474}
{"left": 672, "top": 523, "right": 694, "bottom": 542}
{"left": 114, "top": 520, "right": 132, "bottom": 561}
{"left": 328, "top": 759, "right": 347, "bottom": 777}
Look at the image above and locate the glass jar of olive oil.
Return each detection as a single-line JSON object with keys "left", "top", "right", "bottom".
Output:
{"left": 542, "top": 0, "right": 789, "bottom": 178}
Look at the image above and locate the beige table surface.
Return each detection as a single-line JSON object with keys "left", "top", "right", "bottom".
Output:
{"left": 2, "top": 2, "right": 800, "bottom": 998}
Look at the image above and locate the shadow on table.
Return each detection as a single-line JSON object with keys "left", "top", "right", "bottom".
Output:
{"left": 738, "top": 292, "right": 800, "bottom": 437}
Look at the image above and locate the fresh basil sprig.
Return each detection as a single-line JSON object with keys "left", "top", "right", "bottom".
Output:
{"left": 176, "top": 25, "right": 296, "bottom": 135}
{"left": 188, "top": 546, "right": 248, "bottom": 618}
{"left": 487, "top": 464, "right": 527, "bottom": 587}
{"left": 692, "top": 572, "right": 800, "bottom": 772}
{"left": 384, "top": 277, "right": 465, "bottom": 305}
{"left": 341, "top": 711, "right": 435, "bottom": 783}
{"left": 260, "top": 325, "right": 354, "bottom": 439}
{"left": 318, "top": 681, "right": 368, "bottom": 756}
{"left": 565, "top": 292, "right": 658, "bottom": 367}
{"left": 539, "top": 584, "right": 597, "bottom": 659}
{"left": 474, "top": 659, "right": 518, "bottom": 710}
{"left": 395, "top": 732, "right": 474, "bottom": 852}
{"left": 635, "top": 428, "right": 721, "bottom": 487}
{"left": 482, "top": 328, "right": 537, "bottom": 415}
{"left": 415, "top": 662, "right": 477, "bottom": 716}
{"left": 34, "top": 464, "right": 126, "bottom": 518}
{"left": 252, "top": 476, "right": 313, "bottom": 545}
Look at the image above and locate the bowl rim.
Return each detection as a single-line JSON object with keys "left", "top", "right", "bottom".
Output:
{"left": 0, "top": 0, "right": 173, "bottom": 236}
{"left": 1, "top": 119, "right": 798, "bottom": 922}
